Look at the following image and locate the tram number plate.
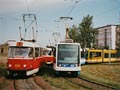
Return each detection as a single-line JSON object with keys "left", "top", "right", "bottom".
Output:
{"left": 15, "top": 64, "right": 20, "bottom": 67}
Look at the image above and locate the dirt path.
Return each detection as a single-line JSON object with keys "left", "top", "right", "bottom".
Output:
{"left": 0, "top": 75, "right": 59, "bottom": 90}
{"left": 15, "top": 77, "right": 43, "bottom": 90}
{"left": 0, "top": 56, "right": 7, "bottom": 68}
{"left": 34, "top": 76, "right": 58, "bottom": 90}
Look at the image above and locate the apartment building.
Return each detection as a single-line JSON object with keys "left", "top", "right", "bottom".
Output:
{"left": 0, "top": 43, "right": 9, "bottom": 56}
{"left": 96, "top": 25, "right": 120, "bottom": 49}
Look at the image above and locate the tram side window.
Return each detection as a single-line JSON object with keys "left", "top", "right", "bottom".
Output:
{"left": 97, "top": 52, "right": 101, "bottom": 57}
{"left": 104, "top": 53, "right": 116, "bottom": 58}
{"left": 112, "top": 53, "right": 116, "bottom": 58}
{"left": 111, "top": 53, "right": 116, "bottom": 58}
{"left": 85, "top": 52, "right": 88, "bottom": 59}
{"left": 1, "top": 48, "right": 4, "bottom": 54}
{"left": 104, "top": 53, "right": 109, "bottom": 58}
{"left": 29, "top": 48, "right": 33, "bottom": 57}
{"left": 81, "top": 51, "right": 85, "bottom": 58}
{"left": 90, "top": 52, "right": 101, "bottom": 59}
{"left": 90, "top": 52, "right": 92, "bottom": 59}
{"left": 35, "top": 48, "right": 39, "bottom": 57}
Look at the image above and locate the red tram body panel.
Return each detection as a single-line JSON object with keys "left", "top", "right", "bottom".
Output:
{"left": 7, "top": 41, "right": 55, "bottom": 76}
{"left": 43, "top": 55, "right": 56, "bottom": 64}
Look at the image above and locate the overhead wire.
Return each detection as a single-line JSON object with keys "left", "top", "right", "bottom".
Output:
{"left": 25, "top": 0, "right": 31, "bottom": 14}
{"left": 23, "top": 0, "right": 39, "bottom": 41}
{"left": 59, "top": 0, "right": 80, "bottom": 27}
{"left": 60, "top": 0, "right": 80, "bottom": 23}
{"left": 66, "top": 0, "right": 80, "bottom": 17}
{"left": 55, "top": 0, "right": 80, "bottom": 42}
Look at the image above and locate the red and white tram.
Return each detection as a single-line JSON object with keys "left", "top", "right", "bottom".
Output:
{"left": 7, "top": 41, "right": 55, "bottom": 76}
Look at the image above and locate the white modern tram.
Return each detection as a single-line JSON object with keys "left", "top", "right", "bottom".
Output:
{"left": 53, "top": 42, "right": 81, "bottom": 76}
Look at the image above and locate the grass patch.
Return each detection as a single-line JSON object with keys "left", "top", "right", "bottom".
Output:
{"left": 37, "top": 64, "right": 120, "bottom": 89}
{"left": 0, "top": 68, "right": 7, "bottom": 77}
{"left": 80, "top": 64, "right": 120, "bottom": 89}
{"left": 37, "top": 66, "right": 87, "bottom": 90}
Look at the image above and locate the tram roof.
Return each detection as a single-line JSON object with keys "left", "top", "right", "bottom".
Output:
{"left": 8, "top": 41, "right": 40, "bottom": 47}
{"left": 56, "top": 43, "right": 80, "bottom": 46}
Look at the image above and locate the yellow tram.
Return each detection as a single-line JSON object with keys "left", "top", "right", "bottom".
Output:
{"left": 85, "top": 49, "right": 117, "bottom": 63}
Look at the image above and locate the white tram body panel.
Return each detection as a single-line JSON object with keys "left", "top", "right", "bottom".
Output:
{"left": 8, "top": 41, "right": 40, "bottom": 48}
{"left": 53, "top": 43, "right": 81, "bottom": 76}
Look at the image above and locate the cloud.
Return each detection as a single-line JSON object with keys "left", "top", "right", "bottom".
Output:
{"left": 0, "top": 0, "right": 25, "bottom": 13}
{"left": 0, "top": 0, "right": 64, "bottom": 13}
{"left": 33, "top": 0, "right": 63, "bottom": 5}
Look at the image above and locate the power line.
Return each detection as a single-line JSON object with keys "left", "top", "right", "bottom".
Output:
{"left": 25, "top": 0, "right": 31, "bottom": 14}
{"left": 67, "top": 0, "right": 79, "bottom": 16}
{"left": 65, "top": 0, "right": 80, "bottom": 17}
{"left": 22, "top": 14, "right": 38, "bottom": 41}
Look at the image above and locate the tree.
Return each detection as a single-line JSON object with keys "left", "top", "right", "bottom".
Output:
{"left": 79, "top": 15, "right": 93, "bottom": 48}
{"left": 69, "top": 25, "right": 79, "bottom": 42}
{"left": 69, "top": 14, "right": 97, "bottom": 49}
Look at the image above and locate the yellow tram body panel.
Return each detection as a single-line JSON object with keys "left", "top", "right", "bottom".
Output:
{"left": 103, "top": 50, "right": 117, "bottom": 62}
{"left": 86, "top": 50, "right": 102, "bottom": 63}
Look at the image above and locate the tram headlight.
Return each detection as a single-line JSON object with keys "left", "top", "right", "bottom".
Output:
{"left": 75, "top": 64, "right": 78, "bottom": 67}
{"left": 8, "top": 64, "right": 12, "bottom": 67}
{"left": 23, "top": 64, "right": 26, "bottom": 67}
{"left": 58, "top": 64, "right": 61, "bottom": 67}
{"left": 71, "top": 64, "right": 74, "bottom": 67}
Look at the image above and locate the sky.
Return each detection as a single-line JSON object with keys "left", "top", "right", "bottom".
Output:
{"left": 0, "top": 0, "right": 120, "bottom": 47}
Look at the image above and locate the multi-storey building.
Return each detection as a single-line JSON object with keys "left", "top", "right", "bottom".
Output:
{"left": 0, "top": 43, "right": 9, "bottom": 56}
{"left": 116, "top": 25, "right": 120, "bottom": 49}
{"left": 0, "top": 40, "right": 15, "bottom": 56}
{"left": 96, "top": 25, "right": 120, "bottom": 49}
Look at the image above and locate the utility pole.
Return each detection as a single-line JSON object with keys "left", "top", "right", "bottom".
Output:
{"left": 108, "top": 31, "right": 111, "bottom": 64}
{"left": 53, "top": 20, "right": 60, "bottom": 44}
{"left": 22, "top": 14, "right": 38, "bottom": 42}
{"left": 60, "top": 16, "right": 73, "bottom": 39}
{"left": 53, "top": 32, "right": 60, "bottom": 44}
{"left": 54, "top": 20, "right": 60, "bottom": 31}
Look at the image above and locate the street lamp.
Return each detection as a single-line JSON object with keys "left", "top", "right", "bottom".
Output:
{"left": 108, "top": 32, "right": 111, "bottom": 64}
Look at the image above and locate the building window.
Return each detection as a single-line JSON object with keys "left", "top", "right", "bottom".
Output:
{"left": 1, "top": 48, "right": 4, "bottom": 54}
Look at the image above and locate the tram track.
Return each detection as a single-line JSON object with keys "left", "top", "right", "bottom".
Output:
{"left": 13, "top": 80, "right": 17, "bottom": 90}
{"left": 11, "top": 76, "right": 58, "bottom": 90}
{"left": 0, "top": 73, "right": 118, "bottom": 90}
{"left": 0, "top": 74, "right": 58, "bottom": 90}
{"left": 0, "top": 66, "right": 119, "bottom": 90}
{"left": 13, "top": 77, "right": 43, "bottom": 90}
{"left": 78, "top": 77, "right": 117, "bottom": 90}
{"left": 33, "top": 76, "right": 58, "bottom": 90}
{"left": 66, "top": 76, "right": 117, "bottom": 90}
